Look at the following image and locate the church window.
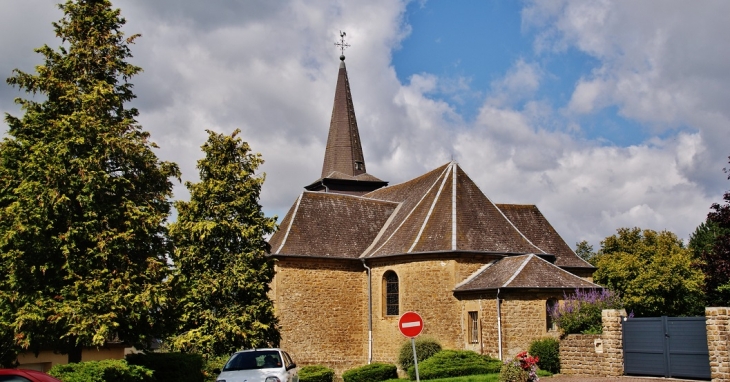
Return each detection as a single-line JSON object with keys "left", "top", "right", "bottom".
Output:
{"left": 468, "top": 311, "right": 479, "bottom": 343}
{"left": 355, "top": 161, "right": 363, "bottom": 171}
{"left": 546, "top": 298, "right": 558, "bottom": 331}
{"left": 384, "top": 271, "right": 399, "bottom": 316}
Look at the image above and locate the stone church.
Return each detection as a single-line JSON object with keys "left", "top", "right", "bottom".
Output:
{"left": 267, "top": 54, "right": 597, "bottom": 373}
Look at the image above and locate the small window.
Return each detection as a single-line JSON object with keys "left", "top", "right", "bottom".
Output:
{"left": 384, "top": 271, "right": 399, "bottom": 316}
{"left": 546, "top": 298, "right": 558, "bottom": 331}
{"left": 468, "top": 311, "right": 479, "bottom": 343}
{"left": 355, "top": 161, "right": 364, "bottom": 171}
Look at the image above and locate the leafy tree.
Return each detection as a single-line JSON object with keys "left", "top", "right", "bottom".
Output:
{"left": 575, "top": 240, "right": 595, "bottom": 263}
{"left": 693, "top": 156, "right": 730, "bottom": 306}
{"left": 168, "top": 129, "right": 279, "bottom": 357}
{"left": 592, "top": 228, "right": 704, "bottom": 317}
{"left": 0, "top": 0, "right": 179, "bottom": 364}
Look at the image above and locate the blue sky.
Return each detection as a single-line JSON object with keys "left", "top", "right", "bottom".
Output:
{"left": 1, "top": 0, "right": 729, "bottom": 249}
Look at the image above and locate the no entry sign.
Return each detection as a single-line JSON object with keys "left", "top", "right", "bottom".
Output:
{"left": 398, "top": 311, "right": 424, "bottom": 338}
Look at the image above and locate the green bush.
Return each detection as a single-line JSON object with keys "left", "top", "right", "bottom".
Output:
{"left": 48, "top": 359, "right": 154, "bottom": 382}
{"left": 528, "top": 337, "right": 560, "bottom": 373}
{"left": 407, "top": 350, "right": 494, "bottom": 380}
{"left": 202, "top": 355, "right": 229, "bottom": 382}
{"left": 342, "top": 363, "right": 397, "bottom": 382}
{"left": 482, "top": 355, "right": 503, "bottom": 374}
{"left": 499, "top": 361, "right": 527, "bottom": 382}
{"left": 126, "top": 352, "right": 204, "bottom": 382}
{"left": 397, "top": 336, "right": 442, "bottom": 371}
{"left": 299, "top": 365, "right": 335, "bottom": 382}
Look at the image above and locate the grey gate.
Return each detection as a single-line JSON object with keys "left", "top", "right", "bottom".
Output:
{"left": 622, "top": 316, "right": 711, "bottom": 380}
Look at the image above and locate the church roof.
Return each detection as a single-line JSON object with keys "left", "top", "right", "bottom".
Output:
{"left": 272, "top": 162, "right": 589, "bottom": 261}
{"left": 362, "top": 162, "right": 543, "bottom": 257}
{"left": 496, "top": 204, "right": 594, "bottom": 269}
{"left": 454, "top": 254, "right": 600, "bottom": 292}
{"left": 269, "top": 191, "right": 398, "bottom": 258}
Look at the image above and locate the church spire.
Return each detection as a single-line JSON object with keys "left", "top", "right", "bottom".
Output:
{"left": 321, "top": 38, "right": 366, "bottom": 178}
{"left": 304, "top": 34, "right": 387, "bottom": 195}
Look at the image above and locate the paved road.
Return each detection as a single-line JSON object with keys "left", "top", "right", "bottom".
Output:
{"left": 548, "top": 375, "right": 707, "bottom": 382}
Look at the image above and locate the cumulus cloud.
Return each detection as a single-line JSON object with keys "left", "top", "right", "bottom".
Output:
{"left": 0, "top": 0, "right": 727, "bottom": 251}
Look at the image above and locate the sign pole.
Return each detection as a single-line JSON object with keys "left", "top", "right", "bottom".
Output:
{"left": 411, "top": 337, "right": 420, "bottom": 382}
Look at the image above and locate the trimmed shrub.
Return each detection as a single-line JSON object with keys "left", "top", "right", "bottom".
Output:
{"left": 528, "top": 337, "right": 560, "bottom": 373}
{"left": 482, "top": 355, "right": 503, "bottom": 374}
{"left": 48, "top": 359, "right": 154, "bottom": 382}
{"left": 299, "top": 365, "right": 335, "bottom": 382}
{"left": 407, "top": 350, "right": 493, "bottom": 380}
{"left": 397, "top": 336, "right": 442, "bottom": 371}
{"left": 126, "top": 352, "right": 204, "bottom": 382}
{"left": 549, "top": 288, "right": 622, "bottom": 334}
{"left": 342, "top": 363, "right": 397, "bottom": 382}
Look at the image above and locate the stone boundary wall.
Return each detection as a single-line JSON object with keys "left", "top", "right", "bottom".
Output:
{"left": 559, "top": 309, "right": 626, "bottom": 377}
{"left": 561, "top": 308, "right": 730, "bottom": 382}
{"left": 707, "top": 307, "right": 730, "bottom": 382}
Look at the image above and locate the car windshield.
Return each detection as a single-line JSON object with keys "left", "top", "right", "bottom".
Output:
{"left": 223, "top": 351, "right": 282, "bottom": 371}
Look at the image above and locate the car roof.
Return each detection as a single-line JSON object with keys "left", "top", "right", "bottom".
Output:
{"left": 232, "top": 348, "right": 282, "bottom": 354}
{"left": 0, "top": 369, "right": 62, "bottom": 381}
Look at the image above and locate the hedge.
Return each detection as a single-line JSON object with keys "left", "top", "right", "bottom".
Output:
{"left": 342, "top": 363, "right": 397, "bottom": 382}
{"left": 48, "top": 359, "right": 154, "bottom": 382}
{"left": 126, "top": 352, "right": 204, "bottom": 382}
{"left": 397, "top": 337, "right": 442, "bottom": 371}
{"left": 407, "top": 350, "right": 495, "bottom": 380}
{"left": 299, "top": 365, "right": 335, "bottom": 382}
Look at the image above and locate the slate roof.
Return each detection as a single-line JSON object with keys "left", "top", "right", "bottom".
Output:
{"left": 496, "top": 204, "right": 593, "bottom": 269}
{"left": 454, "top": 254, "right": 600, "bottom": 292}
{"left": 270, "top": 191, "right": 398, "bottom": 258}
{"left": 272, "top": 162, "right": 586, "bottom": 261}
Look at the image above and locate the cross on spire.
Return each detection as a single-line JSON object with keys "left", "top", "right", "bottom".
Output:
{"left": 335, "top": 31, "right": 350, "bottom": 57}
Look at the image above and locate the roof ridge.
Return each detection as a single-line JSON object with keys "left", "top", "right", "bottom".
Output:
{"left": 364, "top": 164, "right": 452, "bottom": 257}
{"left": 454, "top": 260, "right": 496, "bottom": 289}
{"left": 359, "top": 202, "right": 403, "bottom": 258}
{"left": 531, "top": 254, "right": 602, "bottom": 287}
{"left": 503, "top": 254, "right": 534, "bottom": 287}
{"left": 408, "top": 163, "right": 453, "bottom": 252}
{"left": 275, "top": 193, "right": 303, "bottom": 254}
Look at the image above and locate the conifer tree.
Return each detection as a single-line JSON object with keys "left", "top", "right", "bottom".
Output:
{"left": 168, "top": 129, "right": 279, "bottom": 357}
{"left": 0, "top": 0, "right": 179, "bottom": 364}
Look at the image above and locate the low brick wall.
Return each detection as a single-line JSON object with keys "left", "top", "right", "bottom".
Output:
{"left": 707, "top": 307, "right": 730, "bottom": 382}
{"left": 559, "top": 309, "right": 626, "bottom": 377}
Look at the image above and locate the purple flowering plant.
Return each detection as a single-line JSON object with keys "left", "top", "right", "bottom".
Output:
{"left": 548, "top": 288, "right": 623, "bottom": 334}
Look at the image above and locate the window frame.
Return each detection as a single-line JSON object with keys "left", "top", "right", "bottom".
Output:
{"left": 468, "top": 311, "right": 479, "bottom": 344}
{"left": 546, "top": 298, "right": 558, "bottom": 332}
{"left": 383, "top": 270, "right": 399, "bottom": 316}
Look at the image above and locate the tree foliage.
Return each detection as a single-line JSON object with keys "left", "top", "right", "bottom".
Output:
{"left": 693, "top": 156, "right": 730, "bottom": 307}
{"left": 0, "top": 0, "right": 179, "bottom": 364}
{"left": 592, "top": 228, "right": 704, "bottom": 317}
{"left": 575, "top": 240, "right": 596, "bottom": 263}
{"left": 168, "top": 129, "right": 279, "bottom": 357}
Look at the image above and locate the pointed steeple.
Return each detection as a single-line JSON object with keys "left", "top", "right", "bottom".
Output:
{"left": 321, "top": 55, "right": 367, "bottom": 178}
{"left": 305, "top": 52, "right": 387, "bottom": 195}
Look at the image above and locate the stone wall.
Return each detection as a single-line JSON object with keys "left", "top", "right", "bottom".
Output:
{"left": 707, "top": 307, "right": 730, "bottom": 382}
{"left": 273, "top": 257, "right": 368, "bottom": 375}
{"left": 559, "top": 309, "right": 626, "bottom": 377}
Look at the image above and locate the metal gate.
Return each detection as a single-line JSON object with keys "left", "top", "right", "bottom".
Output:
{"left": 622, "top": 316, "right": 711, "bottom": 380}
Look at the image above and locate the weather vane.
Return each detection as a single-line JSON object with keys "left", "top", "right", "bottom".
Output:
{"left": 335, "top": 31, "right": 350, "bottom": 57}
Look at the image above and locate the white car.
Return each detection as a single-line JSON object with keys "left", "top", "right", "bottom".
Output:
{"left": 216, "top": 348, "right": 299, "bottom": 382}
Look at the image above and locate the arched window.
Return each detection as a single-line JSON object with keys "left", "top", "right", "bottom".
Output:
{"left": 384, "top": 271, "right": 399, "bottom": 316}
{"left": 546, "top": 298, "right": 558, "bottom": 331}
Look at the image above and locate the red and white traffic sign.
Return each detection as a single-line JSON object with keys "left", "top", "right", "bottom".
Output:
{"left": 398, "top": 311, "right": 424, "bottom": 338}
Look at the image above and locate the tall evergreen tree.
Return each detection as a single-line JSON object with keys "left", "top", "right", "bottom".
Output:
{"left": 693, "top": 156, "right": 730, "bottom": 306}
{"left": 0, "top": 0, "right": 179, "bottom": 364}
{"left": 168, "top": 129, "right": 279, "bottom": 357}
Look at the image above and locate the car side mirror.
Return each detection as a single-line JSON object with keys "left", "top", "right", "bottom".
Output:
{"left": 286, "top": 363, "right": 296, "bottom": 371}
{"left": 213, "top": 368, "right": 221, "bottom": 374}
